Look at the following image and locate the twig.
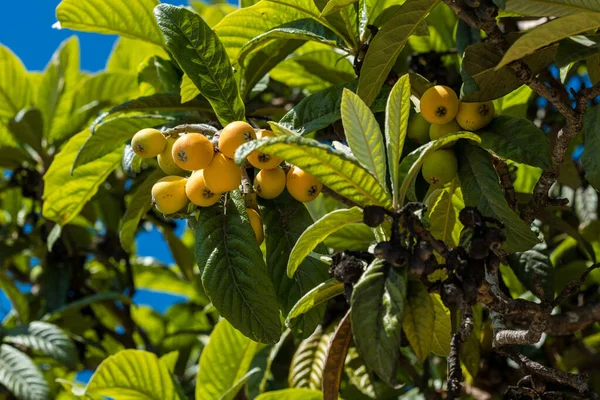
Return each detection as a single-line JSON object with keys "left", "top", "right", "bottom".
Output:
{"left": 491, "top": 155, "right": 518, "bottom": 212}
{"left": 163, "top": 123, "right": 218, "bottom": 137}
{"left": 322, "top": 186, "right": 361, "bottom": 208}
{"left": 553, "top": 263, "right": 600, "bottom": 306}
{"left": 447, "top": 300, "right": 473, "bottom": 399}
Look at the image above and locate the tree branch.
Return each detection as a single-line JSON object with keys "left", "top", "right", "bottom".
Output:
{"left": 447, "top": 300, "right": 473, "bottom": 400}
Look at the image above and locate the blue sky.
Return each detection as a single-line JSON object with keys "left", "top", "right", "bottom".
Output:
{"left": 0, "top": 0, "right": 188, "bottom": 72}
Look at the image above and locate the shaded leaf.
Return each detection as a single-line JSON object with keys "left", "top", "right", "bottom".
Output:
{"left": 0, "top": 344, "right": 48, "bottom": 400}
{"left": 289, "top": 325, "right": 331, "bottom": 389}
{"left": 504, "top": 0, "right": 600, "bottom": 17}
{"left": 556, "top": 35, "right": 600, "bottom": 68}
{"left": 582, "top": 104, "right": 600, "bottom": 191}
{"left": 286, "top": 279, "right": 344, "bottom": 327}
{"left": 106, "top": 37, "right": 169, "bottom": 72}
{"left": 256, "top": 388, "right": 323, "bottom": 400}
{"left": 8, "top": 108, "right": 43, "bottom": 156}
{"left": 430, "top": 293, "right": 451, "bottom": 357}
{"left": 507, "top": 245, "right": 554, "bottom": 299}
{"left": 0, "top": 271, "right": 30, "bottom": 323}
{"left": 402, "top": 279, "right": 434, "bottom": 362}
{"left": 427, "top": 182, "right": 464, "bottom": 248}
{"left": 322, "top": 311, "right": 352, "bottom": 400}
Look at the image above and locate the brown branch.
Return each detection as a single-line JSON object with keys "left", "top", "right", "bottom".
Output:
{"left": 491, "top": 155, "right": 518, "bottom": 212}
{"left": 546, "top": 302, "right": 600, "bottom": 336}
{"left": 553, "top": 263, "right": 600, "bottom": 306}
{"left": 163, "top": 123, "right": 218, "bottom": 137}
{"left": 447, "top": 300, "right": 473, "bottom": 400}
{"left": 322, "top": 186, "right": 361, "bottom": 208}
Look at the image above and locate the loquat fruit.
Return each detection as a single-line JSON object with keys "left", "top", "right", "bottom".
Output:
{"left": 185, "top": 170, "right": 221, "bottom": 207}
{"left": 151, "top": 176, "right": 189, "bottom": 214}
{"left": 286, "top": 166, "right": 322, "bottom": 203}
{"left": 246, "top": 208, "right": 264, "bottom": 245}
{"left": 218, "top": 121, "right": 256, "bottom": 159}
{"left": 407, "top": 113, "right": 431, "bottom": 145}
{"left": 172, "top": 133, "right": 214, "bottom": 171}
{"left": 429, "top": 119, "right": 461, "bottom": 147}
{"left": 203, "top": 152, "right": 242, "bottom": 193}
{"left": 131, "top": 128, "right": 166, "bottom": 158}
{"left": 247, "top": 130, "right": 282, "bottom": 169}
{"left": 254, "top": 167, "right": 286, "bottom": 199}
{"left": 421, "top": 149, "right": 458, "bottom": 186}
{"left": 158, "top": 136, "right": 186, "bottom": 175}
{"left": 420, "top": 85, "right": 459, "bottom": 125}
{"left": 456, "top": 101, "right": 495, "bottom": 131}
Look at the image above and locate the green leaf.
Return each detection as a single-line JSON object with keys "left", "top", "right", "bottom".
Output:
{"left": 492, "top": 85, "right": 533, "bottom": 119}
{"left": 402, "top": 279, "right": 434, "bottom": 362}
{"left": 8, "top": 108, "right": 44, "bottom": 156}
{"left": 163, "top": 228, "right": 195, "bottom": 282}
{"left": 235, "top": 136, "right": 393, "bottom": 209}
{"left": 398, "top": 132, "right": 481, "bottom": 204}
{"left": 120, "top": 170, "right": 165, "bottom": 251}
{"left": 504, "top": 0, "right": 600, "bottom": 17}
{"left": 344, "top": 346, "right": 387, "bottom": 398}
{"left": 288, "top": 207, "right": 364, "bottom": 277}
{"left": 94, "top": 94, "right": 212, "bottom": 127}
{"left": 180, "top": 74, "right": 201, "bottom": 103}
{"left": 288, "top": 325, "right": 332, "bottom": 389}
{"left": 73, "top": 115, "right": 172, "bottom": 170}
{"left": 357, "top": 0, "right": 440, "bottom": 106}
{"left": 556, "top": 35, "right": 600, "bottom": 68}
{"left": 196, "top": 319, "right": 263, "bottom": 400}
{"left": 222, "top": 368, "right": 262, "bottom": 400}
{"left": 42, "top": 292, "right": 131, "bottom": 321}
{"left": 0, "top": 344, "right": 49, "bottom": 400}
{"left": 589, "top": 54, "right": 600, "bottom": 84}
{"left": 0, "top": 271, "right": 29, "bottom": 323}
{"left": 134, "top": 265, "right": 200, "bottom": 300}
{"left": 461, "top": 36, "right": 556, "bottom": 101}
{"left": 385, "top": 74, "right": 411, "bottom": 208}
{"left": 351, "top": 259, "right": 407, "bottom": 385}
{"left": 160, "top": 351, "right": 179, "bottom": 373}
{"left": 456, "top": 19, "right": 480, "bottom": 57}
{"left": 155, "top": 4, "right": 245, "bottom": 126}
{"left": 85, "top": 350, "right": 179, "bottom": 399}
{"left": 507, "top": 245, "right": 554, "bottom": 300}
{"left": 42, "top": 130, "right": 122, "bottom": 226}
{"left": 107, "top": 37, "right": 169, "bottom": 72}
{"left": 0, "top": 44, "right": 33, "bottom": 120}
{"left": 0, "top": 147, "right": 31, "bottom": 168}
{"left": 3, "top": 322, "right": 77, "bottom": 368}
{"left": 270, "top": 45, "right": 355, "bottom": 93}
{"left": 460, "top": 305, "right": 482, "bottom": 377}
{"left": 55, "top": 0, "right": 164, "bottom": 46}
{"left": 122, "top": 144, "right": 143, "bottom": 177}
{"left": 279, "top": 80, "right": 391, "bottom": 134}
{"left": 190, "top": 1, "right": 238, "bottom": 28}
{"left": 321, "top": 0, "right": 358, "bottom": 16}
{"left": 286, "top": 278, "right": 344, "bottom": 327}
{"left": 429, "top": 293, "right": 451, "bottom": 357}
{"left": 261, "top": 193, "right": 329, "bottom": 338}
{"left": 456, "top": 141, "right": 540, "bottom": 252}
{"left": 427, "top": 182, "right": 464, "bottom": 248}
{"left": 498, "top": 14, "right": 600, "bottom": 69}
{"left": 341, "top": 88, "right": 387, "bottom": 187}
{"left": 37, "top": 36, "right": 81, "bottom": 141}
{"left": 478, "top": 115, "right": 552, "bottom": 169}
{"left": 582, "top": 104, "right": 600, "bottom": 191}
{"left": 256, "top": 388, "right": 323, "bottom": 400}
{"left": 195, "top": 191, "right": 282, "bottom": 343}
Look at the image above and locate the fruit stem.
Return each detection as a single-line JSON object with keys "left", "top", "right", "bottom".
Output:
{"left": 163, "top": 123, "right": 218, "bottom": 138}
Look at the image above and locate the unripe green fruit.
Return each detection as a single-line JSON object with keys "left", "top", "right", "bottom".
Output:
{"left": 421, "top": 149, "right": 458, "bottom": 186}
{"left": 407, "top": 113, "right": 431, "bottom": 145}
{"left": 429, "top": 119, "right": 461, "bottom": 147}
{"left": 131, "top": 128, "right": 166, "bottom": 158}
{"left": 158, "top": 137, "right": 186, "bottom": 175}
{"left": 152, "top": 176, "right": 189, "bottom": 214}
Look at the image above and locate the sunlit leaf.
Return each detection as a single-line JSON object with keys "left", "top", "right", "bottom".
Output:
{"left": 402, "top": 279, "right": 434, "bottom": 362}
{"left": 0, "top": 345, "right": 48, "bottom": 400}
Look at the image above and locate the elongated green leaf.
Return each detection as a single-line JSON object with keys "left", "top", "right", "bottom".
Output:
{"left": 222, "top": 368, "right": 262, "bottom": 400}
{"left": 134, "top": 265, "right": 200, "bottom": 300}
{"left": 55, "top": 0, "right": 164, "bottom": 46}
{"left": 42, "top": 130, "right": 122, "bottom": 226}
{"left": 357, "top": 0, "right": 439, "bottom": 106}
{"left": 351, "top": 259, "right": 407, "bottom": 385}
{"left": 180, "top": 74, "right": 201, "bottom": 103}
{"left": 235, "top": 136, "right": 393, "bottom": 209}
{"left": 429, "top": 294, "right": 451, "bottom": 357}
{"left": 121, "top": 171, "right": 165, "bottom": 251}
{"left": 256, "top": 389, "right": 323, "bottom": 400}
{"left": 0, "top": 271, "right": 29, "bottom": 323}
{"left": 582, "top": 104, "right": 600, "bottom": 191}
{"left": 321, "top": 0, "right": 358, "bottom": 16}
{"left": 37, "top": 36, "right": 81, "bottom": 141}
{"left": 498, "top": 14, "right": 600, "bottom": 69}
{"left": 556, "top": 35, "right": 600, "bottom": 67}
{"left": 195, "top": 191, "right": 282, "bottom": 343}
{"left": 0, "top": 147, "right": 31, "bottom": 168}
{"left": 288, "top": 325, "right": 331, "bottom": 389}
{"left": 322, "top": 311, "right": 352, "bottom": 400}
{"left": 155, "top": 5, "right": 245, "bottom": 126}
{"left": 589, "top": 54, "right": 600, "bottom": 84}
{"left": 270, "top": 46, "right": 355, "bottom": 93}
{"left": 427, "top": 183, "right": 464, "bottom": 248}
{"left": 43, "top": 292, "right": 131, "bottom": 321}
{"left": 238, "top": 19, "right": 341, "bottom": 66}
{"left": 493, "top": 85, "right": 533, "bottom": 119}
{"left": 507, "top": 245, "right": 554, "bottom": 299}
{"left": 288, "top": 207, "right": 364, "bottom": 277}
{"left": 3, "top": 322, "right": 76, "bottom": 368}
{"left": 461, "top": 36, "right": 556, "bottom": 101}
{"left": 0, "top": 345, "right": 48, "bottom": 400}
{"left": 191, "top": 1, "right": 238, "bottom": 28}
{"left": 85, "top": 350, "right": 178, "bottom": 399}
{"left": 385, "top": 74, "right": 411, "bottom": 208}
{"left": 261, "top": 193, "right": 329, "bottom": 338}
{"left": 73, "top": 115, "right": 172, "bottom": 170}
{"left": 279, "top": 80, "right": 391, "bottom": 134}
{"left": 505, "top": 0, "right": 600, "bottom": 17}
{"left": 286, "top": 279, "right": 344, "bottom": 327}
{"left": 8, "top": 108, "right": 44, "bottom": 156}
{"left": 402, "top": 279, "right": 434, "bottom": 362}
{"left": 197, "top": 319, "right": 263, "bottom": 400}
{"left": 344, "top": 346, "right": 385, "bottom": 398}
{"left": 456, "top": 141, "right": 540, "bottom": 252}
{"left": 398, "top": 132, "right": 481, "bottom": 204}
{"left": 0, "top": 45, "right": 33, "bottom": 120}
{"left": 479, "top": 115, "right": 551, "bottom": 169}
{"left": 460, "top": 305, "right": 482, "bottom": 377}
{"left": 163, "top": 228, "right": 195, "bottom": 282}
{"left": 107, "top": 37, "right": 169, "bottom": 72}
{"left": 341, "top": 89, "right": 387, "bottom": 187}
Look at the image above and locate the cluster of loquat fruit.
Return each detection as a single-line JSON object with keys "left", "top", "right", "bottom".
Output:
{"left": 130, "top": 121, "right": 323, "bottom": 245}
{"left": 407, "top": 85, "right": 495, "bottom": 186}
